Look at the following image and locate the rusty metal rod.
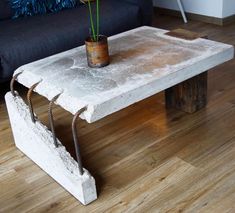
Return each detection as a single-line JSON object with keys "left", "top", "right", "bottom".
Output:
{"left": 72, "top": 108, "right": 87, "bottom": 175}
{"left": 27, "top": 82, "right": 41, "bottom": 123}
{"left": 48, "top": 93, "right": 61, "bottom": 147}
{"left": 10, "top": 72, "right": 22, "bottom": 96}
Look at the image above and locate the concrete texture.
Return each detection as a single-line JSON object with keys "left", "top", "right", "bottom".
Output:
{"left": 5, "top": 92, "right": 97, "bottom": 205}
{"left": 13, "top": 26, "right": 234, "bottom": 123}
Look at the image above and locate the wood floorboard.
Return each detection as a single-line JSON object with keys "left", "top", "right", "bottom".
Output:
{"left": 1, "top": 14, "right": 235, "bottom": 212}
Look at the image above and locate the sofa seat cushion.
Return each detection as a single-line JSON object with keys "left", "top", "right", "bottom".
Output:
{"left": 0, "top": 0, "right": 140, "bottom": 82}
{"left": 0, "top": 0, "right": 14, "bottom": 20}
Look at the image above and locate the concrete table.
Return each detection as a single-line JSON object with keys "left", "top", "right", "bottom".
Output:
{"left": 5, "top": 26, "right": 234, "bottom": 205}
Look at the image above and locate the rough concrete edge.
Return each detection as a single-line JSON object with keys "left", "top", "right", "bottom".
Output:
{"left": 5, "top": 92, "right": 97, "bottom": 205}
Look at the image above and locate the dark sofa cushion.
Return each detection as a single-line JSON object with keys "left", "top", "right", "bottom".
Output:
{"left": 0, "top": 0, "right": 141, "bottom": 82}
{"left": 11, "top": 0, "right": 77, "bottom": 18}
{"left": 0, "top": 0, "right": 13, "bottom": 20}
{"left": 122, "top": 0, "right": 153, "bottom": 25}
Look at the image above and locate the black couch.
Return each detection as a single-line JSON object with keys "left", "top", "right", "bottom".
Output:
{"left": 0, "top": 0, "right": 153, "bottom": 83}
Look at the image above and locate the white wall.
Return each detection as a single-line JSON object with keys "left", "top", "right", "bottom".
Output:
{"left": 153, "top": 0, "right": 224, "bottom": 18}
{"left": 222, "top": 0, "right": 235, "bottom": 17}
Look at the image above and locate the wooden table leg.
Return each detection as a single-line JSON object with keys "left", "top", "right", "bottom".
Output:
{"left": 165, "top": 72, "right": 208, "bottom": 113}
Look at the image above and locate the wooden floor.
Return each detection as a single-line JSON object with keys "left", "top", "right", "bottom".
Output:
{"left": 1, "top": 14, "right": 235, "bottom": 213}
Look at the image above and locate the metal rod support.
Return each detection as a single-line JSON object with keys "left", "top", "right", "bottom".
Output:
{"left": 48, "top": 93, "right": 61, "bottom": 147}
{"left": 27, "top": 82, "right": 41, "bottom": 123}
{"left": 10, "top": 72, "right": 22, "bottom": 96}
{"left": 72, "top": 108, "right": 87, "bottom": 176}
{"left": 177, "top": 0, "right": 188, "bottom": 23}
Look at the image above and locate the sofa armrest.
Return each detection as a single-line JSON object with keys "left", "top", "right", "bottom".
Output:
{"left": 122, "top": 0, "right": 153, "bottom": 25}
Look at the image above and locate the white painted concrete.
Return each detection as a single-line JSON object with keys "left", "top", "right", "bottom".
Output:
{"left": 14, "top": 27, "right": 234, "bottom": 123}
{"left": 5, "top": 92, "right": 97, "bottom": 205}
{"left": 222, "top": 0, "right": 235, "bottom": 17}
{"left": 153, "top": 0, "right": 223, "bottom": 18}
{"left": 154, "top": 0, "right": 235, "bottom": 18}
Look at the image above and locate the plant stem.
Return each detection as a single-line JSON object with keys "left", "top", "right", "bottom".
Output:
{"left": 88, "top": 0, "right": 96, "bottom": 41}
{"left": 96, "top": 0, "right": 99, "bottom": 41}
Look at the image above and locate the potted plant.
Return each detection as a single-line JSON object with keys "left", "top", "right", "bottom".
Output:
{"left": 82, "top": 0, "right": 110, "bottom": 68}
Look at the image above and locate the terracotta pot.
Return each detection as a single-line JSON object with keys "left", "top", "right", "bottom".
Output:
{"left": 85, "top": 35, "right": 110, "bottom": 68}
